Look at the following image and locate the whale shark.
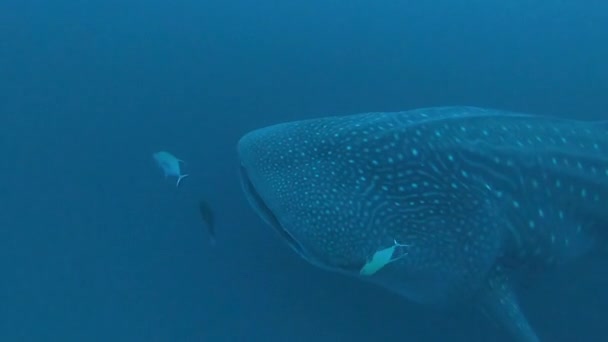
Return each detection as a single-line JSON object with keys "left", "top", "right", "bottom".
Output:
{"left": 237, "top": 106, "right": 608, "bottom": 341}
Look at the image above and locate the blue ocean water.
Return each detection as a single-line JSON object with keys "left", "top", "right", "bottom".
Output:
{"left": 0, "top": 0, "right": 607, "bottom": 341}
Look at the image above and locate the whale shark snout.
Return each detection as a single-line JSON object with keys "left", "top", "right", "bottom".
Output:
{"left": 238, "top": 125, "right": 367, "bottom": 273}
{"left": 238, "top": 160, "right": 307, "bottom": 260}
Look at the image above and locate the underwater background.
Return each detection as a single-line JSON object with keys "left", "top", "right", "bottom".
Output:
{"left": 1, "top": 0, "right": 607, "bottom": 341}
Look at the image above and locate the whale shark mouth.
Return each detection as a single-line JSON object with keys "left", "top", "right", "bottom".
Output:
{"left": 239, "top": 164, "right": 307, "bottom": 257}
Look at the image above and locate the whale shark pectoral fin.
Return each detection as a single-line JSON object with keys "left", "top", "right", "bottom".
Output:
{"left": 479, "top": 274, "right": 539, "bottom": 342}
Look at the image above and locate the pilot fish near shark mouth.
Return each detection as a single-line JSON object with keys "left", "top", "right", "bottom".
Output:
{"left": 237, "top": 106, "right": 608, "bottom": 342}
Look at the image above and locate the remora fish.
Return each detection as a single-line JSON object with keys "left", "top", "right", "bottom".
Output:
{"left": 236, "top": 106, "right": 608, "bottom": 341}
{"left": 153, "top": 151, "right": 188, "bottom": 187}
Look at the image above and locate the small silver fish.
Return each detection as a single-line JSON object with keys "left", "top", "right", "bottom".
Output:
{"left": 153, "top": 151, "right": 189, "bottom": 187}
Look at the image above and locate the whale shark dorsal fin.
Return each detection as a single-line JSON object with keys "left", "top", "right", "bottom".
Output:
{"left": 480, "top": 273, "right": 539, "bottom": 342}
{"left": 176, "top": 174, "right": 189, "bottom": 187}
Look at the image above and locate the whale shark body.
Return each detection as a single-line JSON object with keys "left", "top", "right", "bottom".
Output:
{"left": 237, "top": 106, "right": 608, "bottom": 341}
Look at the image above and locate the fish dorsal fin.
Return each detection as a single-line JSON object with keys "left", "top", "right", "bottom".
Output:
{"left": 478, "top": 271, "right": 539, "bottom": 342}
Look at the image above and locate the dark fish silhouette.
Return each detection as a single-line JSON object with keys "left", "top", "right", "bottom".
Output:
{"left": 198, "top": 200, "right": 215, "bottom": 243}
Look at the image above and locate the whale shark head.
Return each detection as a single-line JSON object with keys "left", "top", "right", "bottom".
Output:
{"left": 237, "top": 108, "right": 512, "bottom": 306}
{"left": 237, "top": 116, "right": 369, "bottom": 273}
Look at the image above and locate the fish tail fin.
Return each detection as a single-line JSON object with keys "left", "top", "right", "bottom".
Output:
{"left": 176, "top": 174, "right": 189, "bottom": 187}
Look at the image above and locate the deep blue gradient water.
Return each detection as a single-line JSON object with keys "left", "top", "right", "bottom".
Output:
{"left": 1, "top": 0, "right": 607, "bottom": 341}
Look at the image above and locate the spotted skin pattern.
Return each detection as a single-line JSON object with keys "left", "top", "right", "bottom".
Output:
{"left": 238, "top": 107, "right": 608, "bottom": 342}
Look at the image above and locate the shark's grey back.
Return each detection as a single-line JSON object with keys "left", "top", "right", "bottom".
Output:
{"left": 416, "top": 108, "right": 608, "bottom": 264}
